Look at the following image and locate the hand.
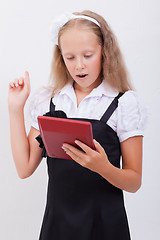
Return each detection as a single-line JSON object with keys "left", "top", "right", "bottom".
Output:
{"left": 62, "top": 139, "right": 110, "bottom": 174}
{"left": 8, "top": 71, "right": 31, "bottom": 112}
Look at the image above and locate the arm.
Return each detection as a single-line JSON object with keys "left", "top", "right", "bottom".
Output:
{"left": 99, "top": 136, "right": 143, "bottom": 193}
{"left": 61, "top": 136, "right": 143, "bottom": 193}
{"left": 8, "top": 72, "right": 42, "bottom": 179}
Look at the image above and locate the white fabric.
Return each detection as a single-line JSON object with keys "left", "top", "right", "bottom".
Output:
{"left": 49, "top": 12, "right": 100, "bottom": 45}
{"left": 30, "top": 81, "right": 148, "bottom": 142}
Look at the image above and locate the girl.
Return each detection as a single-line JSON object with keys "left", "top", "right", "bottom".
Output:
{"left": 8, "top": 10, "right": 147, "bottom": 240}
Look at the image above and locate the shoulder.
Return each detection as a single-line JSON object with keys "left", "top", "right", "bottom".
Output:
{"left": 31, "top": 87, "right": 52, "bottom": 103}
{"left": 119, "top": 90, "right": 141, "bottom": 106}
{"left": 116, "top": 90, "right": 148, "bottom": 142}
{"left": 30, "top": 88, "right": 52, "bottom": 113}
{"left": 118, "top": 90, "right": 147, "bottom": 118}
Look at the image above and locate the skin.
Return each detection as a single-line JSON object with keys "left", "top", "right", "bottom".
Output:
{"left": 8, "top": 72, "right": 43, "bottom": 178}
{"left": 60, "top": 27, "right": 103, "bottom": 105}
{"left": 8, "top": 27, "right": 143, "bottom": 192}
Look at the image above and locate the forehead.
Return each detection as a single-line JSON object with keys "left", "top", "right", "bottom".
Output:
{"left": 60, "top": 28, "right": 100, "bottom": 53}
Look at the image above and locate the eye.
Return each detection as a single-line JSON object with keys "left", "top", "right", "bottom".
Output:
{"left": 66, "top": 56, "right": 74, "bottom": 60}
{"left": 84, "top": 55, "right": 92, "bottom": 58}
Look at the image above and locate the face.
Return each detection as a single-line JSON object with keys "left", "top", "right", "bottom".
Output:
{"left": 60, "top": 27, "right": 102, "bottom": 92}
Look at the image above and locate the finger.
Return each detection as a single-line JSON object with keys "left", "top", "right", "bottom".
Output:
{"left": 62, "top": 143, "right": 86, "bottom": 159}
{"left": 62, "top": 147, "right": 77, "bottom": 160}
{"left": 14, "top": 78, "right": 19, "bottom": 87}
{"left": 9, "top": 82, "right": 15, "bottom": 88}
{"left": 74, "top": 140, "right": 93, "bottom": 154}
{"left": 93, "top": 139, "right": 105, "bottom": 154}
{"left": 14, "top": 77, "right": 24, "bottom": 87}
{"left": 62, "top": 146, "right": 84, "bottom": 165}
{"left": 25, "top": 71, "right": 30, "bottom": 83}
{"left": 18, "top": 77, "right": 24, "bottom": 85}
{"left": 24, "top": 71, "right": 31, "bottom": 90}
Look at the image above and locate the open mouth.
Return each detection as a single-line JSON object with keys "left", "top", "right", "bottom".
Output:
{"left": 77, "top": 74, "right": 88, "bottom": 78}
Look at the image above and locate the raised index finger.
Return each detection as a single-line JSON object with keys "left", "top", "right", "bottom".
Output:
{"left": 24, "top": 71, "right": 31, "bottom": 90}
{"left": 25, "top": 71, "right": 29, "bottom": 80}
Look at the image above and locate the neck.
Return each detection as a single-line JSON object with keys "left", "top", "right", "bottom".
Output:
{"left": 73, "top": 78, "right": 102, "bottom": 94}
{"left": 73, "top": 83, "right": 92, "bottom": 95}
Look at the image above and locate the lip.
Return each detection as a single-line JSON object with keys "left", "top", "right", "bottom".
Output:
{"left": 76, "top": 74, "right": 88, "bottom": 79}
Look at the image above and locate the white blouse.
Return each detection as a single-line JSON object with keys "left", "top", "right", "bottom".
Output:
{"left": 30, "top": 81, "right": 148, "bottom": 143}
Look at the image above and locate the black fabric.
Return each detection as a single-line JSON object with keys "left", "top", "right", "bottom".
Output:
{"left": 35, "top": 100, "right": 68, "bottom": 157}
{"left": 100, "top": 92, "right": 124, "bottom": 123}
{"left": 37, "top": 93, "right": 131, "bottom": 240}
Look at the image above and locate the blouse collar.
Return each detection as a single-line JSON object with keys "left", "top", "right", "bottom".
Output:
{"left": 58, "top": 80, "right": 119, "bottom": 98}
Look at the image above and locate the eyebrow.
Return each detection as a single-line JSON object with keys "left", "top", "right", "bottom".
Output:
{"left": 63, "top": 50, "right": 95, "bottom": 56}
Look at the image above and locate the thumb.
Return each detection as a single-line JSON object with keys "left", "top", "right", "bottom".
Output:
{"left": 93, "top": 139, "right": 105, "bottom": 154}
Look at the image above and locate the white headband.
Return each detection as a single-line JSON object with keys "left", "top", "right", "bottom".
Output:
{"left": 49, "top": 12, "right": 100, "bottom": 45}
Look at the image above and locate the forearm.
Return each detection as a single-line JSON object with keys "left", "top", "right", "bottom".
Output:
{"left": 99, "top": 161, "right": 142, "bottom": 193}
{"left": 9, "top": 108, "right": 30, "bottom": 177}
{"left": 8, "top": 71, "right": 42, "bottom": 178}
{"left": 62, "top": 138, "right": 142, "bottom": 193}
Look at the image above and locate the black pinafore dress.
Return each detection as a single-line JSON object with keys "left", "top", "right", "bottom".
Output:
{"left": 37, "top": 93, "right": 131, "bottom": 240}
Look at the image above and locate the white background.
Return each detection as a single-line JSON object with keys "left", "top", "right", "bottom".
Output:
{"left": 0, "top": 0, "right": 159, "bottom": 239}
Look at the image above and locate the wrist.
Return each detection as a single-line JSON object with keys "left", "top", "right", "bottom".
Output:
{"left": 98, "top": 160, "right": 113, "bottom": 179}
{"left": 8, "top": 105, "right": 24, "bottom": 115}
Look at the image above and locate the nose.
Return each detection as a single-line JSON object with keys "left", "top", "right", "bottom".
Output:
{"left": 75, "top": 57, "right": 85, "bottom": 70}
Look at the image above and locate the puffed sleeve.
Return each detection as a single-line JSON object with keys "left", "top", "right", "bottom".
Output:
{"left": 29, "top": 89, "right": 51, "bottom": 130}
{"left": 116, "top": 90, "right": 148, "bottom": 142}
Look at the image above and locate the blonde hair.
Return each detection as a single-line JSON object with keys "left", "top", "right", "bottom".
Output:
{"left": 48, "top": 10, "right": 133, "bottom": 95}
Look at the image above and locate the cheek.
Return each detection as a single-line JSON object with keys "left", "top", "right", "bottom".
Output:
{"left": 64, "top": 61, "right": 73, "bottom": 72}
{"left": 89, "top": 57, "right": 102, "bottom": 71}
{"left": 96, "top": 56, "right": 102, "bottom": 71}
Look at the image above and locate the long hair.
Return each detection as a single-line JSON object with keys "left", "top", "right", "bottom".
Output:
{"left": 48, "top": 10, "right": 133, "bottom": 96}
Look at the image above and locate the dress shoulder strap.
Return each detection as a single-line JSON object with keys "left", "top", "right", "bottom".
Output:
{"left": 100, "top": 92, "right": 124, "bottom": 123}
{"left": 50, "top": 97, "right": 55, "bottom": 115}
